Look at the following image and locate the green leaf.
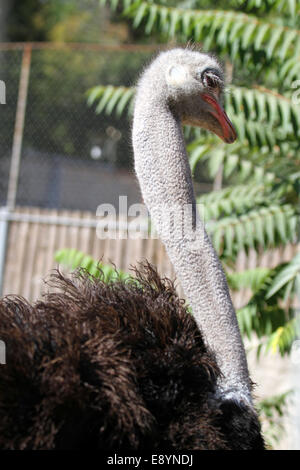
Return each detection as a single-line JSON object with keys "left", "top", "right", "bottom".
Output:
{"left": 55, "top": 249, "right": 129, "bottom": 282}
{"left": 116, "top": 88, "right": 134, "bottom": 116}
{"left": 266, "top": 27, "right": 283, "bottom": 58}
{"left": 95, "top": 86, "right": 115, "bottom": 114}
{"left": 267, "top": 252, "right": 300, "bottom": 298}
{"left": 208, "top": 148, "right": 225, "bottom": 177}
{"left": 182, "top": 11, "right": 192, "bottom": 37}
{"left": 145, "top": 4, "right": 158, "bottom": 34}
{"left": 189, "top": 144, "right": 211, "bottom": 173}
{"left": 133, "top": 2, "right": 148, "bottom": 28}
{"left": 105, "top": 87, "right": 127, "bottom": 115}
{"left": 169, "top": 9, "right": 181, "bottom": 37}
{"left": 254, "top": 23, "right": 270, "bottom": 50}
{"left": 279, "top": 30, "right": 298, "bottom": 60}
{"left": 242, "top": 22, "right": 257, "bottom": 49}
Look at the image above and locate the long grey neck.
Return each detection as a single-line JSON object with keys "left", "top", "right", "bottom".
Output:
{"left": 133, "top": 84, "right": 253, "bottom": 407}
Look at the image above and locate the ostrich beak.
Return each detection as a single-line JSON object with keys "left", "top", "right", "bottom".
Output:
{"left": 202, "top": 93, "right": 237, "bottom": 144}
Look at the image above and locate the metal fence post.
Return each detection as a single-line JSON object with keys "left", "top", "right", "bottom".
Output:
{"left": 7, "top": 44, "right": 32, "bottom": 209}
{"left": 0, "top": 207, "right": 9, "bottom": 293}
{"left": 0, "top": 45, "right": 32, "bottom": 294}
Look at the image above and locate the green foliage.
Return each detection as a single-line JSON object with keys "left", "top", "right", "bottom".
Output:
{"left": 87, "top": 85, "right": 135, "bottom": 116}
{"left": 209, "top": 204, "right": 297, "bottom": 257}
{"left": 7, "top": 0, "right": 113, "bottom": 43}
{"left": 55, "top": 248, "right": 129, "bottom": 282}
{"left": 227, "top": 266, "right": 273, "bottom": 292}
{"left": 235, "top": 256, "right": 300, "bottom": 357}
{"left": 267, "top": 252, "right": 300, "bottom": 300}
{"left": 233, "top": 0, "right": 299, "bottom": 15}
{"left": 258, "top": 391, "right": 292, "bottom": 448}
{"left": 7, "top": 0, "right": 83, "bottom": 41}
{"left": 197, "top": 184, "right": 272, "bottom": 219}
{"left": 225, "top": 87, "right": 300, "bottom": 138}
{"left": 101, "top": 0, "right": 300, "bottom": 64}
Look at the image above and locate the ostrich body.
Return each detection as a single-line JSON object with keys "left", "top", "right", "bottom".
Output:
{"left": 0, "top": 49, "right": 264, "bottom": 450}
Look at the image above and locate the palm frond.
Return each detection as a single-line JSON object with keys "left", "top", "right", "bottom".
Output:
{"left": 87, "top": 85, "right": 135, "bottom": 116}
{"left": 198, "top": 183, "right": 274, "bottom": 220}
{"left": 279, "top": 57, "right": 300, "bottom": 87}
{"left": 267, "top": 252, "right": 300, "bottom": 301}
{"left": 237, "top": 303, "right": 286, "bottom": 343}
{"left": 226, "top": 86, "right": 300, "bottom": 138}
{"left": 209, "top": 204, "right": 298, "bottom": 255}
{"left": 227, "top": 266, "right": 273, "bottom": 293}
{"left": 55, "top": 248, "right": 129, "bottom": 282}
{"left": 101, "top": 1, "right": 300, "bottom": 62}
{"left": 233, "top": 0, "right": 300, "bottom": 16}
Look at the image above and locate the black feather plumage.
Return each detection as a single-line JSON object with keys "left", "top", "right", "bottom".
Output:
{"left": 0, "top": 262, "right": 264, "bottom": 450}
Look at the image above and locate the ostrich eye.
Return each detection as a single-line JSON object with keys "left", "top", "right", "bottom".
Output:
{"left": 200, "top": 68, "right": 223, "bottom": 90}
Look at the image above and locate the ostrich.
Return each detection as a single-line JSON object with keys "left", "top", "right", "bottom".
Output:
{"left": 0, "top": 48, "right": 264, "bottom": 450}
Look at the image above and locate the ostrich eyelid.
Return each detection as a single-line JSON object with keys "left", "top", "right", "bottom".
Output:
{"left": 199, "top": 68, "right": 223, "bottom": 87}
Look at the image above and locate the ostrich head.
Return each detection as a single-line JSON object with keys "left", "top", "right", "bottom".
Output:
{"left": 165, "top": 51, "right": 236, "bottom": 143}
{"left": 136, "top": 48, "right": 236, "bottom": 143}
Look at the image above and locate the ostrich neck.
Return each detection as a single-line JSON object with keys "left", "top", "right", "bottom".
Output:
{"left": 133, "top": 90, "right": 252, "bottom": 406}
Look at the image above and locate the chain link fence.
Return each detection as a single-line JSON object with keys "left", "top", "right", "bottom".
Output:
{"left": 0, "top": 43, "right": 158, "bottom": 211}
{"left": 0, "top": 47, "right": 21, "bottom": 204}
